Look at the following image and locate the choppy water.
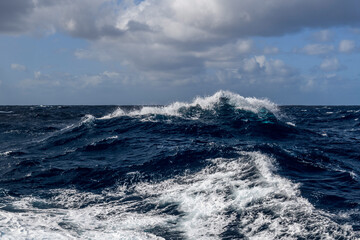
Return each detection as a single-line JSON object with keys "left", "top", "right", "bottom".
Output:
{"left": 0, "top": 91, "right": 359, "bottom": 239}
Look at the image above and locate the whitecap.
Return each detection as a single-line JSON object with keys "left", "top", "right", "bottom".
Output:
{"left": 81, "top": 114, "right": 96, "bottom": 124}
{"left": 0, "top": 151, "right": 12, "bottom": 156}
{"left": 100, "top": 91, "right": 279, "bottom": 120}
{"left": 60, "top": 114, "right": 96, "bottom": 132}
{"left": 286, "top": 122, "right": 296, "bottom": 127}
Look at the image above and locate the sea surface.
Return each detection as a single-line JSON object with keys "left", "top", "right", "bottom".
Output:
{"left": 0, "top": 91, "right": 359, "bottom": 239}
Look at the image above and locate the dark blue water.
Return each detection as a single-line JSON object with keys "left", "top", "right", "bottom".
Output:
{"left": 0, "top": 91, "right": 359, "bottom": 239}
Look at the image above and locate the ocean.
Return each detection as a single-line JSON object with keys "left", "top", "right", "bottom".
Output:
{"left": 0, "top": 91, "right": 359, "bottom": 239}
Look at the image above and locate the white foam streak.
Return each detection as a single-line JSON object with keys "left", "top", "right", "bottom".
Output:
{"left": 133, "top": 152, "right": 354, "bottom": 239}
{"left": 82, "top": 114, "right": 96, "bottom": 123}
{"left": 0, "top": 152, "right": 355, "bottom": 239}
{"left": 0, "top": 151, "right": 12, "bottom": 157}
{"left": 286, "top": 122, "right": 296, "bottom": 127}
{"left": 0, "top": 193, "right": 169, "bottom": 240}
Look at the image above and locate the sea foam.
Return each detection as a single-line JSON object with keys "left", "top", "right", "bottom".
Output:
{"left": 0, "top": 152, "right": 355, "bottom": 239}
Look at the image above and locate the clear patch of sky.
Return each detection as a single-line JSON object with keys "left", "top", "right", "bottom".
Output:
{"left": 0, "top": 33, "right": 108, "bottom": 80}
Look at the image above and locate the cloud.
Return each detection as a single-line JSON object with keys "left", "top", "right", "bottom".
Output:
{"left": 311, "top": 30, "right": 333, "bottom": 42}
{"left": 236, "top": 40, "right": 254, "bottom": 54}
{"left": 320, "top": 58, "right": 341, "bottom": 72}
{"left": 20, "top": 70, "right": 124, "bottom": 89}
{"left": 0, "top": 0, "right": 34, "bottom": 33}
{"left": 351, "top": 28, "right": 360, "bottom": 34}
{"left": 80, "top": 71, "right": 122, "bottom": 87}
{"left": 11, "top": 63, "right": 27, "bottom": 71}
{"left": 20, "top": 71, "right": 60, "bottom": 88}
{"left": 2, "top": 0, "right": 360, "bottom": 85}
{"left": 76, "top": 38, "right": 207, "bottom": 82}
{"left": 0, "top": 0, "right": 123, "bottom": 38}
{"left": 300, "top": 44, "right": 334, "bottom": 55}
{"left": 198, "top": 39, "right": 254, "bottom": 66}
{"left": 2, "top": 0, "right": 360, "bottom": 38}
{"left": 236, "top": 55, "right": 298, "bottom": 83}
{"left": 102, "top": 71, "right": 120, "bottom": 78}
{"left": 339, "top": 40, "right": 356, "bottom": 53}
{"left": 113, "top": 0, "right": 360, "bottom": 41}
{"left": 300, "top": 72, "right": 345, "bottom": 93}
{"left": 263, "top": 46, "right": 279, "bottom": 55}
{"left": 70, "top": 0, "right": 360, "bottom": 82}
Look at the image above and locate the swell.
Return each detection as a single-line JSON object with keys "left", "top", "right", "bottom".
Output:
{"left": 0, "top": 92, "right": 359, "bottom": 239}
{"left": 0, "top": 91, "right": 331, "bottom": 193}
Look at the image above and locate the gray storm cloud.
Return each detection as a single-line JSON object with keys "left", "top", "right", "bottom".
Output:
{"left": 0, "top": 0, "right": 34, "bottom": 33}
{"left": 1, "top": 0, "right": 359, "bottom": 37}
{"left": 1, "top": 0, "right": 359, "bottom": 83}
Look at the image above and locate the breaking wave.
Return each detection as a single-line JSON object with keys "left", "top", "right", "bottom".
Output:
{"left": 100, "top": 90, "right": 279, "bottom": 120}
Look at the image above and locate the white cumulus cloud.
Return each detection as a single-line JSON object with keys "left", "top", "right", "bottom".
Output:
{"left": 237, "top": 55, "right": 297, "bottom": 83}
{"left": 263, "top": 46, "right": 280, "bottom": 55}
{"left": 339, "top": 40, "right": 355, "bottom": 53}
{"left": 300, "top": 44, "right": 334, "bottom": 55}
{"left": 311, "top": 30, "right": 333, "bottom": 42}
{"left": 11, "top": 63, "right": 26, "bottom": 71}
{"left": 320, "top": 58, "right": 341, "bottom": 72}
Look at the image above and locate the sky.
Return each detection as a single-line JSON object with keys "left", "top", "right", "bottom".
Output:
{"left": 0, "top": 0, "right": 360, "bottom": 105}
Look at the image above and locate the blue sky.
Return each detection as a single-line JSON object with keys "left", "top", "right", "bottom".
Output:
{"left": 0, "top": 0, "right": 359, "bottom": 105}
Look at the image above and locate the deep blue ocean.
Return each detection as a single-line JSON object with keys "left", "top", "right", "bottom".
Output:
{"left": 0, "top": 91, "right": 359, "bottom": 239}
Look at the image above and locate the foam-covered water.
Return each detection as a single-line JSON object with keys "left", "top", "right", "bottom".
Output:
{"left": 0, "top": 91, "right": 359, "bottom": 239}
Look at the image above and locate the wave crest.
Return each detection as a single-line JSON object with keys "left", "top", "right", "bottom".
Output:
{"left": 101, "top": 91, "right": 278, "bottom": 120}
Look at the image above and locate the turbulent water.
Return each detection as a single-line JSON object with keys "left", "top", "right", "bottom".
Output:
{"left": 0, "top": 91, "right": 359, "bottom": 239}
